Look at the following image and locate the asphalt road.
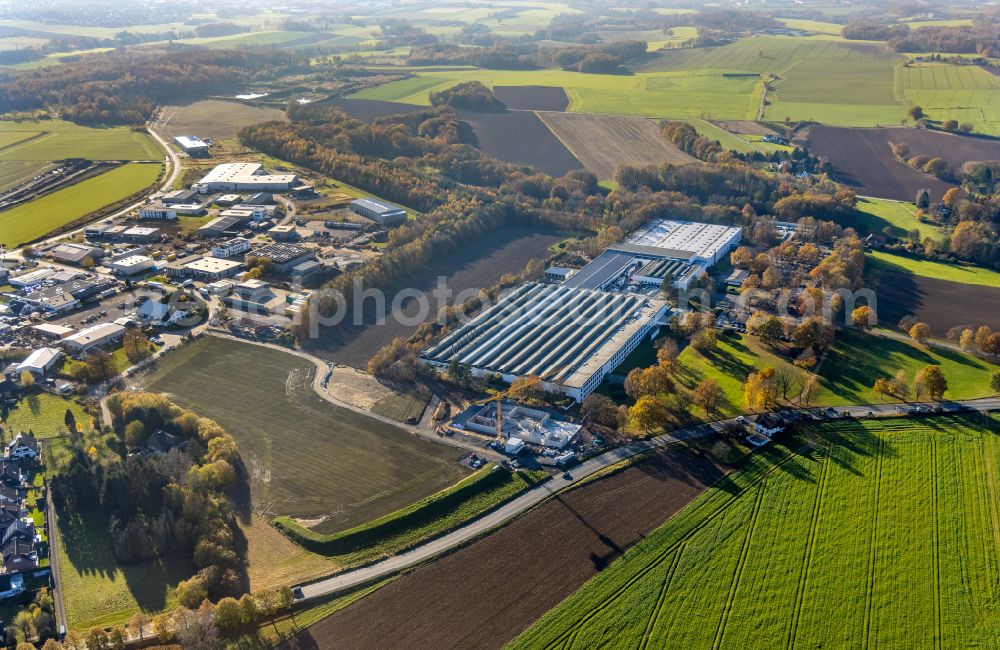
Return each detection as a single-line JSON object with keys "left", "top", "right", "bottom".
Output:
{"left": 296, "top": 396, "right": 1000, "bottom": 601}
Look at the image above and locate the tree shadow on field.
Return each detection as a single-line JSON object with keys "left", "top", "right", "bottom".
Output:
{"left": 934, "top": 346, "right": 986, "bottom": 370}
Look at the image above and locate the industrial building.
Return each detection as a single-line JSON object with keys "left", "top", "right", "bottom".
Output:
{"left": 16, "top": 348, "right": 62, "bottom": 376}
{"left": 562, "top": 219, "right": 742, "bottom": 292}
{"left": 62, "top": 323, "right": 126, "bottom": 353}
{"left": 249, "top": 243, "right": 315, "bottom": 273}
{"left": 48, "top": 243, "right": 105, "bottom": 266}
{"left": 454, "top": 402, "right": 581, "bottom": 449}
{"left": 211, "top": 238, "right": 251, "bottom": 258}
{"left": 195, "top": 163, "right": 297, "bottom": 192}
{"left": 138, "top": 203, "right": 177, "bottom": 220}
{"left": 182, "top": 258, "right": 243, "bottom": 281}
{"left": 198, "top": 215, "right": 245, "bottom": 238}
{"left": 421, "top": 282, "right": 668, "bottom": 402}
{"left": 162, "top": 189, "right": 199, "bottom": 204}
{"left": 350, "top": 198, "right": 407, "bottom": 226}
{"left": 109, "top": 255, "right": 154, "bottom": 276}
{"left": 122, "top": 226, "right": 161, "bottom": 243}
{"left": 174, "top": 135, "right": 210, "bottom": 157}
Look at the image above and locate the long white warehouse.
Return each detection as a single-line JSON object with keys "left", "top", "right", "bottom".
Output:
{"left": 421, "top": 283, "right": 668, "bottom": 402}
{"left": 195, "top": 163, "right": 298, "bottom": 192}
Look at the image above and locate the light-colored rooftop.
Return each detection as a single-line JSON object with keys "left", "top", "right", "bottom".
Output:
{"left": 184, "top": 258, "right": 243, "bottom": 274}
{"left": 626, "top": 219, "right": 741, "bottom": 262}
{"left": 63, "top": 323, "right": 125, "bottom": 348}
{"left": 198, "top": 163, "right": 296, "bottom": 186}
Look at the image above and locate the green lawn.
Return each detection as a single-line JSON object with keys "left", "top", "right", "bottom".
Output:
{"left": 848, "top": 197, "right": 945, "bottom": 241}
{"left": 901, "top": 63, "right": 1000, "bottom": 136}
{"left": 0, "top": 160, "right": 55, "bottom": 193}
{"left": 274, "top": 464, "right": 547, "bottom": 566}
{"left": 0, "top": 119, "right": 162, "bottom": 161}
{"left": 512, "top": 415, "right": 1000, "bottom": 648}
{"left": 867, "top": 250, "right": 1000, "bottom": 288}
{"left": 674, "top": 330, "right": 999, "bottom": 415}
{"left": 689, "top": 119, "right": 792, "bottom": 155}
{"left": 1, "top": 391, "right": 94, "bottom": 439}
{"left": 0, "top": 162, "right": 162, "bottom": 247}
{"left": 142, "top": 336, "right": 468, "bottom": 534}
{"left": 55, "top": 507, "right": 192, "bottom": 631}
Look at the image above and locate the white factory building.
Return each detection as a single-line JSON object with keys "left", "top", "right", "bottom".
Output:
{"left": 174, "top": 135, "right": 210, "bottom": 157}
{"left": 195, "top": 163, "right": 297, "bottom": 192}
{"left": 421, "top": 283, "right": 668, "bottom": 403}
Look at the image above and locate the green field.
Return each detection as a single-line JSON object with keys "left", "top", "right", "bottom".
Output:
{"left": 142, "top": 336, "right": 468, "bottom": 534}
{"left": 689, "top": 119, "right": 792, "bottom": 155}
{"left": 56, "top": 507, "right": 192, "bottom": 630}
{"left": 1, "top": 391, "right": 94, "bottom": 439}
{"left": 0, "top": 160, "right": 54, "bottom": 193}
{"left": 901, "top": 63, "right": 1000, "bottom": 136}
{"left": 0, "top": 119, "right": 161, "bottom": 161}
{"left": 513, "top": 415, "right": 1000, "bottom": 648}
{"left": 675, "top": 330, "right": 999, "bottom": 415}
{"left": 0, "top": 162, "right": 163, "bottom": 247}
{"left": 848, "top": 197, "right": 946, "bottom": 241}
{"left": 868, "top": 250, "right": 1000, "bottom": 288}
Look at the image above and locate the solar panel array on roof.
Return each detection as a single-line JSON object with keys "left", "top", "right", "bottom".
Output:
{"left": 562, "top": 251, "right": 638, "bottom": 291}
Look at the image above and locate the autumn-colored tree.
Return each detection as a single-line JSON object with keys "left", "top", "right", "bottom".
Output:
{"left": 108, "top": 627, "right": 126, "bottom": 650}
{"left": 152, "top": 613, "right": 173, "bottom": 643}
{"left": 175, "top": 576, "right": 208, "bottom": 609}
{"left": 744, "top": 368, "right": 778, "bottom": 412}
{"left": 975, "top": 326, "right": 993, "bottom": 350}
{"left": 915, "top": 365, "right": 948, "bottom": 400}
{"left": 873, "top": 378, "right": 895, "bottom": 399}
{"left": 761, "top": 265, "right": 783, "bottom": 290}
{"left": 691, "top": 328, "right": 718, "bottom": 353}
{"left": 128, "top": 611, "right": 150, "bottom": 642}
{"left": 851, "top": 305, "right": 873, "bottom": 328}
{"left": 655, "top": 338, "right": 679, "bottom": 366}
{"left": 692, "top": 379, "right": 722, "bottom": 414}
{"left": 730, "top": 246, "right": 753, "bottom": 269}
{"left": 796, "top": 242, "right": 821, "bottom": 265}
{"left": 959, "top": 328, "right": 976, "bottom": 351}
{"left": 508, "top": 375, "right": 543, "bottom": 402}
{"left": 582, "top": 394, "right": 622, "bottom": 428}
{"left": 748, "top": 312, "right": 784, "bottom": 345}
{"left": 214, "top": 597, "right": 243, "bottom": 631}
{"left": 238, "top": 593, "right": 259, "bottom": 626}
{"left": 909, "top": 322, "right": 931, "bottom": 344}
{"left": 628, "top": 395, "right": 668, "bottom": 433}
{"left": 624, "top": 364, "right": 674, "bottom": 400}
{"left": 982, "top": 333, "right": 1000, "bottom": 357}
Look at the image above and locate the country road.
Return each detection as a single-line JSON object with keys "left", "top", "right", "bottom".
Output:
{"left": 295, "top": 395, "right": 1000, "bottom": 602}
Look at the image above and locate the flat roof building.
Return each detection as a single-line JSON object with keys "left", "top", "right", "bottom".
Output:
{"left": 196, "top": 163, "right": 297, "bottom": 192}
{"left": 162, "top": 189, "right": 199, "bottom": 204}
{"left": 622, "top": 220, "right": 742, "bottom": 266}
{"left": 49, "top": 243, "right": 105, "bottom": 266}
{"left": 62, "top": 323, "right": 126, "bottom": 352}
{"left": 122, "top": 226, "right": 161, "bottom": 242}
{"left": 109, "top": 255, "right": 154, "bottom": 276}
{"left": 198, "top": 215, "right": 245, "bottom": 238}
{"left": 421, "top": 282, "right": 668, "bottom": 402}
{"left": 138, "top": 203, "right": 177, "bottom": 221}
{"left": 174, "top": 135, "right": 210, "bottom": 157}
{"left": 350, "top": 198, "right": 407, "bottom": 227}
{"left": 183, "top": 258, "right": 243, "bottom": 281}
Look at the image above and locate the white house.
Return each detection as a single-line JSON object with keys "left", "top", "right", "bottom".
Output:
{"left": 138, "top": 203, "right": 177, "bottom": 220}
{"left": 754, "top": 413, "right": 787, "bottom": 437}
{"left": 6, "top": 434, "right": 39, "bottom": 461}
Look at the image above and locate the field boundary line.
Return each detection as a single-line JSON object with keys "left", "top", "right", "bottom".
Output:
{"left": 638, "top": 543, "right": 686, "bottom": 650}
{"left": 931, "top": 437, "right": 942, "bottom": 650}
{"left": 863, "top": 434, "right": 885, "bottom": 649}
{"left": 787, "top": 443, "right": 832, "bottom": 648}
{"left": 545, "top": 447, "right": 810, "bottom": 650}
{"left": 980, "top": 437, "right": 1000, "bottom": 577}
{"left": 711, "top": 483, "right": 767, "bottom": 650}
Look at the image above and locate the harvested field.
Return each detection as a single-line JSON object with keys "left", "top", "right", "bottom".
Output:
{"left": 713, "top": 119, "right": 777, "bottom": 136}
{"left": 804, "top": 125, "right": 1000, "bottom": 201}
{"left": 539, "top": 112, "right": 697, "bottom": 179}
{"left": 457, "top": 110, "right": 582, "bottom": 176}
{"left": 492, "top": 85, "right": 569, "bottom": 111}
{"left": 304, "top": 228, "right": 563, "bottom": 368}
{"left": 142, "top": 336, "right": 468, "bottom": 534}
{"left": 158, "top": 99, "right": 287, "bottom": 143}
{"left": 280, "top": 446, "right": 727, "bottom": 650}
{"left": 331, "top": 98, "right": 425, "bottom": 122}
{"left": 867, "top": 263, "right": 1000, "bottom": 332}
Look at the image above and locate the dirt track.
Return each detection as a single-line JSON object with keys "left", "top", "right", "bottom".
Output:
{"left": 805, "top": 126, "right": 1000, "bottom": 201}
{"left": 279, "top": 447, "right": 726, "bottom": 650}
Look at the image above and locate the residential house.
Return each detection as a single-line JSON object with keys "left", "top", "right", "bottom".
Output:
{"left": 754, "top": 413, "right": 787, "bottom": 437}
{"left": 0, "top": 574, "right": 25, "bottom": 599}
{"left": 146, "top": 430, "right": 183, "bottom": 455}
{"left": 2, "top": 539, "right": 38, "bottom": 574}
{"left": 6, "top": 434, "right": 38, "bottom": 461}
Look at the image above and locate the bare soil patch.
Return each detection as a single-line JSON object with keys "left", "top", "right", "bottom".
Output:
{"left": 280, "top": 447, "right": 727, "bottom": 650}
{"left": 303, "top": 228, "right": 564, "bottom": 368}
{"left": 714, "top": 119, "right": 778, "bottom": 136}
{"left": 804, "top": 126, "right": 1000, "bottom": 201}
{"left": 241, "top": 515, "right": 337, "bottom": 591}
{"left": 324, "top": 366, "right": 395, "bottom": 410}
{"left": 330, "top": 98, "right": 426, "bottom": 123}
{"left": 867, "top": 266, "right": 1000, "bottom": 332}
{"left": 158, "top": 99, "right": 287, "bottom": 143}
{"left": 492, "top": 86, "right": 569, "bottom": 111}
{"left": 457, "top": 110, "right": 583, "bottom": 177}
{"left": 539, "top": 112, "right": 698, "bottom": 179}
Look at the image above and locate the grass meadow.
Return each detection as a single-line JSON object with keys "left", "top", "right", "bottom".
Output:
{"left": 901, "top": 63, "right": 1000, "bottom": 136}
{"left": 849, "top": 197, "right": 945, "bottom": 241}
{"left": 142, "top": 336, "right": 468, "bottom": 534}
{"left": 0, "top": 160, "right": 54, "bottom": 193}
{"left": 513, "top": 415, "right": 1000, "bottom": 649}
{"left": 0, "top": 119, "right": 161, "bottom": 160}
{"left": 868, "top": 250, "right": 1000, "bottom": 288}
{"left": 0, "top": 391, "right": 94, "bottom": 439}
{"left": 0, "top": 162, "right": 163, "bottom": 247}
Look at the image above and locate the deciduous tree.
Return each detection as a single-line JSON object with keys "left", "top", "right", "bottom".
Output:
{"left": 628, "top": 395, "right": 668, "bottom": 433}
{"left": 909, "top": 322, "right": 931, "bottom": 344}
{"left": 915, "top": 365, "right": 948, "bottom": 400}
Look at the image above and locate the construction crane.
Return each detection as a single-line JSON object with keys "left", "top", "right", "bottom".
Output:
{"left": 475, "top": 390, "right": 509, "bottom": 448}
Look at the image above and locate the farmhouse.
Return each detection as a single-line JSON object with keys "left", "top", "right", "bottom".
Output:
{"left": 62, "top": 322, "right": 126, "bottom": 352}
{"left": 6, "top": 434, "right": 39, "bottom": 461}
{"left": 183, "top": 257, "right": 243, "bottom": 281}
{"left": 421, "top": 282, "right": 668, "bottom": 402}
{"left": 174, "top": 135, "right": 210, "bottom": 157}
{"left": 138, "top": 202, "right": 177, "bottom": 221}
{"left": 195, "top": 162, "right": 297, "bottom": 192}
{"left": 16, "top": 348, "right": 62, "bottom": 376}
{"left": 350, "top": 198, "right": 407, "bottom": 227}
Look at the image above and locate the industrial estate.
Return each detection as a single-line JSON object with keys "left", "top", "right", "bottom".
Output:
{"left": 0, "top": 0, "right": 999, "bottom": 648}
